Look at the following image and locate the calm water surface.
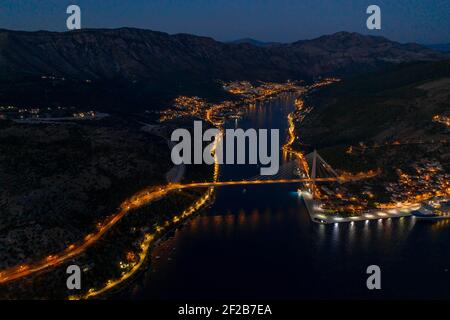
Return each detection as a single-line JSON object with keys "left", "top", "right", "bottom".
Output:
{"left": 124, "top": 94, "right": 450, "bottom": 299}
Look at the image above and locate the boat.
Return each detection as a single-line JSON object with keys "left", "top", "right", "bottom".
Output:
{"left": 412, "top": 198, "right": 450, "bottom": 220}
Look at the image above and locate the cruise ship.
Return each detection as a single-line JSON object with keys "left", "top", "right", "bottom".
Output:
{"left": 412, "top": 198, "right": 450, "bottom": 220}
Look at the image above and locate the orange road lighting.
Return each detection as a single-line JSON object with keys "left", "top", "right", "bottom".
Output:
{"left": 171, "top": 121, "right": 280, "bottom": 176}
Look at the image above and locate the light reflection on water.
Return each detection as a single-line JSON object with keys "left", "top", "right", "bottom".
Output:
{"left": 122, "top": 94, "right": 450, "bottom": 300}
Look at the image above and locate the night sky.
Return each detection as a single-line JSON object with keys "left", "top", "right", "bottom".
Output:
{"left": 0, "top": 0, "right": 449, "bottom": 44}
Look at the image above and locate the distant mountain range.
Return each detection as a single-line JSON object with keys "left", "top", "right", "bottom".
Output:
{"left": 0, "top": 28, "right": 446, "bottom": 83}
{"left": 0, "top": 28, "right": 448, "bottom": 110}
{"left": 227, "top": 38, "right": 280, "bottom": 47}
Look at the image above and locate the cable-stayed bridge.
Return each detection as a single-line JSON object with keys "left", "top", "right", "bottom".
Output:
{"left": 174, "top": 150, "right": 376, "bottom": 195}
{"left": 0, "top": 150, "right": 377, "bottom": 285}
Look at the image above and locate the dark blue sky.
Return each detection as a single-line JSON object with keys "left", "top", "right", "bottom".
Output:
{"left": 0, "top": 0, "right": 449, "bottom": 44}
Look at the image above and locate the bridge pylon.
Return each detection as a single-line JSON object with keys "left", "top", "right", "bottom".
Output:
{"left": 306, "top": 150, "right": 340, "bottom": 199}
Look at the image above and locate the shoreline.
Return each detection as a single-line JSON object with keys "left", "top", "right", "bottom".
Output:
{"left": 301, "top": 191, "right": 417, "bottom": 224}
{"left": 82, "top": 190, "right": 217, "bottom": 300}
{"left": 1, "top": 88, "right": 313, "bottom": 298}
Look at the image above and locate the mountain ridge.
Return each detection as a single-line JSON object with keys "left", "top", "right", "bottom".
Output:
{"left": 0, "top": 27, "right": 446, "bottom": 83}
{"left": 426, "top": 43, "right": 450, "bottom": 52}
{"left": 228, "top": 38, "right": 281, "bottom": 47}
